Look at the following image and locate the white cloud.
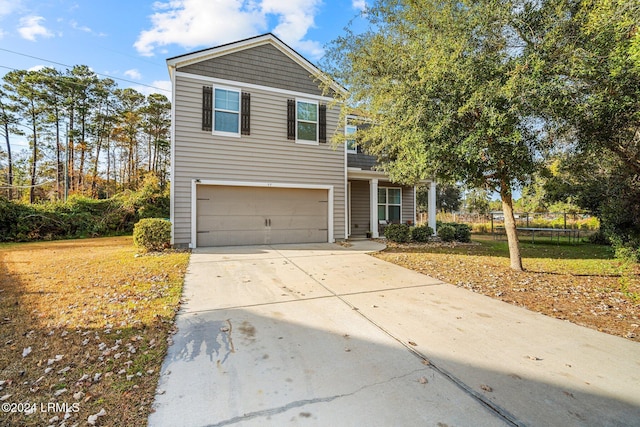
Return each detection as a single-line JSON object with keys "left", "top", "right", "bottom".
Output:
{"left": 352, "top": 0, "right": 366, "bottom": 11}
{"left": 135, "top": 0, "right": 325, "bottom": 60}
{"left": 28, "top": 64, "right": 45, "bottom": 72}
{"left": 261, "top": 0, "right": 323, "bottom": 58}
{"left": 0, "top": 0, "right": 21, "bottom": 18}
{"left": 134, "top": 0, "right": 264, "bottom": 57}
{"left": 18, "top": 15, "right": 54, "bottom": 41}
{"left": 70, "top": 19, "right": 92, "bottom": 33}
{"left": 124, "top": 69, "right": 142, "bottom": 80}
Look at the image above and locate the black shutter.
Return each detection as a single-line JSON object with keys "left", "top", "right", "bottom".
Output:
{"left": 319, "top": 104, "right": 327, "bottom": 143}
{"left": 202, "top": 86, "right": 212, "bottom": 131}
{"left": 287, "top": 99, "right": 296, "bottom": 140}
{"left": 241, "top": 92, "right": 250, "bottom": 135}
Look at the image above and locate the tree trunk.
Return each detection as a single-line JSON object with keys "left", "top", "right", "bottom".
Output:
{"left": 2, "top": 121, "right": 12, "bottom": 199}
{"left": 91, "top": 135, "right": 102, "bottom": 197}
{"left": 68, "top": 108, "right": 75, "bottom": 192}
{"left": 29, "top": 105, "right": 37, "bottom": 204}
{"left": 500, "top": 183, "right": 523, "bottom": 271}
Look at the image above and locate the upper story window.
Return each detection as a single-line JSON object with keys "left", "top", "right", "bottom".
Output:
{"left": 297, "top": 100, "right": 318, "bottom": 143}
{"left": 346, "top": 124, "right": 357, "bottom": 153}
{"left": 202, "top": 86, "right": 250, "bottom": 136}
{"left": 287, "top": 99, "right": 326, "bottom": 144}
{"left": 214, "top": 88, "right": 240, "bottom": 135}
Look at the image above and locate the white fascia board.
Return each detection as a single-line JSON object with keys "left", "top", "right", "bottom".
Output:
{"left": 175, "top": 71, "right": 338, "bottom": 104}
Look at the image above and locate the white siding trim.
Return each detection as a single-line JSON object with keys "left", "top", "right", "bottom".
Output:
{"left": 169, "top": 66, "right": 177, "bottom": 245}
{"left": 175, "top": 71, "right": 337, "bottom": 103}
{"left": 413, "top": 185, "right": 417, "bottom": 225}
{"left": 191, "top": 179, "right": 334, "bottom": 248}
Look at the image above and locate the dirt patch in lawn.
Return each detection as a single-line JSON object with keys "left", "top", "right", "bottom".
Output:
{"left": 374, "top": 237, "right": 639, "bottom": 342}
{"left": 0, "top": 236, "right": 189, "bottom": 426}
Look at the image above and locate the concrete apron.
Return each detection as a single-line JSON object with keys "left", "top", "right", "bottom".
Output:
{"left": 149, "top": 242, "right": 640, "bottom": 427}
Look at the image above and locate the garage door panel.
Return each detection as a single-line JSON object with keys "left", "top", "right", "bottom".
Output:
{"left": 269, "top": 215, "right": 328, "bottom": 230}
{"left": 268, "top": 229, "right": 327, "bottom": 245}
{"left": 196, "top": 185, "right": 329, "bottom": 247}
{"left": 197, "top": 214, "right": 266, "bottom": 233}
{"left": 198, "top": 230, "right": 269, "bottom": 247}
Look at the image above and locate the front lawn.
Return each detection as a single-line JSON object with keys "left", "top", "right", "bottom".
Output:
{"left": 0, "top": 237, "right": 189, "bottom": 426}
{"left": 375, "top": 235, "right": 639, "bottom": 341}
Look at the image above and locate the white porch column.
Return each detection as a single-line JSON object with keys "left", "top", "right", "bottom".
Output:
{"left": 370, "top": 178, "right": 379, "bottom": 238}
{"left": 428, "top": 180, "right": 437, "bottom": 234}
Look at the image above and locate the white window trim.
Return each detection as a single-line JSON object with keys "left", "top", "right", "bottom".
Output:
{"left": 345, "top": 124, "right": 357, "bottom": 153}
{"left": 296, "top": 98, "right": 319, "bottom": 145}
{"left": 378, "top": 187, "right": 402, "bottom": 223}
{"left": 213, "top": 86, "right": 241, "bottom": 138}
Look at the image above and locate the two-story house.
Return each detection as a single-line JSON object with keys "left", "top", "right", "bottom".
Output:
{"left": 167, "top": 33, "right": 437, "bottom": 248}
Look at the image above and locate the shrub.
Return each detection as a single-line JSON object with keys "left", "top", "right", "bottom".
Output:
{"left": 452, "top": 223, "right": 472, "bottom": 242}
{"left": 411, "top": 225, "right": 433, "bottom": 242}
{"left": 438, "top": 224, "right": 456, "bottom": 242}
{"left": 436, "top": 222, "right": 471, "bottom": 242}
{"left": 133, "top": 218, "right": 171, "bottom": 252}
{"left": 384, "top": 223, "right": 411, "bottom": 243}
{"left": 588, "top": 229, "right": 610, "bottom": 245}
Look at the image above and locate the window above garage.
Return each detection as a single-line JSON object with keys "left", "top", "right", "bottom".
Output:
{"left": 202, "top": 86, "right": 250, "bottom": 136}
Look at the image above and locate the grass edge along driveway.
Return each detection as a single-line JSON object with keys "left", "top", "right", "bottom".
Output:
{"left": 0, "top": 236, "right": 189, "bottom": 427}
{"left": 375, "top": 235, "right": 639, "bottom": 342}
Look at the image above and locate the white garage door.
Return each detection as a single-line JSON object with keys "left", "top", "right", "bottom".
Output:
{"left": 196, "top": 185, "right": 329, "bottom": 247}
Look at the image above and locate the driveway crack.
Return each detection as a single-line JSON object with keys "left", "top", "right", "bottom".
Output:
{"left": 203, "top": 369, "right": 428, "bottom": 427}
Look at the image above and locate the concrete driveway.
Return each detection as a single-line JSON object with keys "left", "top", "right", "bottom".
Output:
{"left": 149, "top": 242, "right": 640, "bottom": 427}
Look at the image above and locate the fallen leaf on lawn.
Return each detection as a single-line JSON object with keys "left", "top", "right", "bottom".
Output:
{"left": 0, "top": 394, "right": 12, "bottom": 401}
{"left": 22, "top": 346, "right": 32, "bottom": 357}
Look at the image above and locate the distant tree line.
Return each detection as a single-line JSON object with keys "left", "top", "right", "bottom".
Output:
{"left": 0, "top": 65, "right": 171, "bottom": 203}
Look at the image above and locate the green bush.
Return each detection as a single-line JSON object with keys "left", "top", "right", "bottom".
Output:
{"left": 384, "top": 223, "right": 411, "bottom": 243}
{"left": 436, "top": 222, "right": 471, "bottom": 242}
{"left": 0, "top": 175, "right": 170, "bottom": 243}
{"left": 438, "top": 224, "right": 456, "bottom": 242}
{"left": 133, "top": 218, "right": 171, "bottom": 252}
{"left": 452, "top": 223, "right": 471, "bottom": 242}
{"left": 411, "top": 225, "right": 433, "bottom": 242}
{"left": 588, "top": 229, "right": 610, "bottom": 245}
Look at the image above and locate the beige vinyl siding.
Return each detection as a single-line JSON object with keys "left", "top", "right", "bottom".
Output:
{"left": 350, "top": 180, "right": 370, "bottom": 237}
{"left": 172, "top": 74, "right": 345, "bottom": 246}
{"left": 401, "top": 185, "right": 415, "bottom": 224}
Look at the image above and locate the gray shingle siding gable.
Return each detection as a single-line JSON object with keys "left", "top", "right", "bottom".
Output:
{"left": 179, "top": 44, "right": 326, "bottom": 96}
{"left": 347, "top": 153, "right": 378, "bottom": 170}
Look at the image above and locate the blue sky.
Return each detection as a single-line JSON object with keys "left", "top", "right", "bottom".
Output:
{"left": 0, "top": 0, "right": 367, "bottom": 99}
{"left": 0, "top": 0, "right": 368, "bottom": 151}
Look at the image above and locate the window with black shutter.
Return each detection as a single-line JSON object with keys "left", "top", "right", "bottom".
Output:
{"left": 241, "top": 92, "right": 250, "bottom": 135}
{"left": 319, "top": 104, "right": 326, "bottom": 143}
{"left": 287, "top": 99, "right": 296, "bottom": 140}
{"left": 202, "top": 86, "right": 212, "bottom": 131}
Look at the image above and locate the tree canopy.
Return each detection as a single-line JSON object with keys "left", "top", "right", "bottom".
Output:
{"left": 324, "top": 0, "right": 640, "bottom": 267}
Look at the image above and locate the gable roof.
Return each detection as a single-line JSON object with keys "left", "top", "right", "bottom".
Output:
{"left": 166, "top": 33, "right": 347, "bottom": 96}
